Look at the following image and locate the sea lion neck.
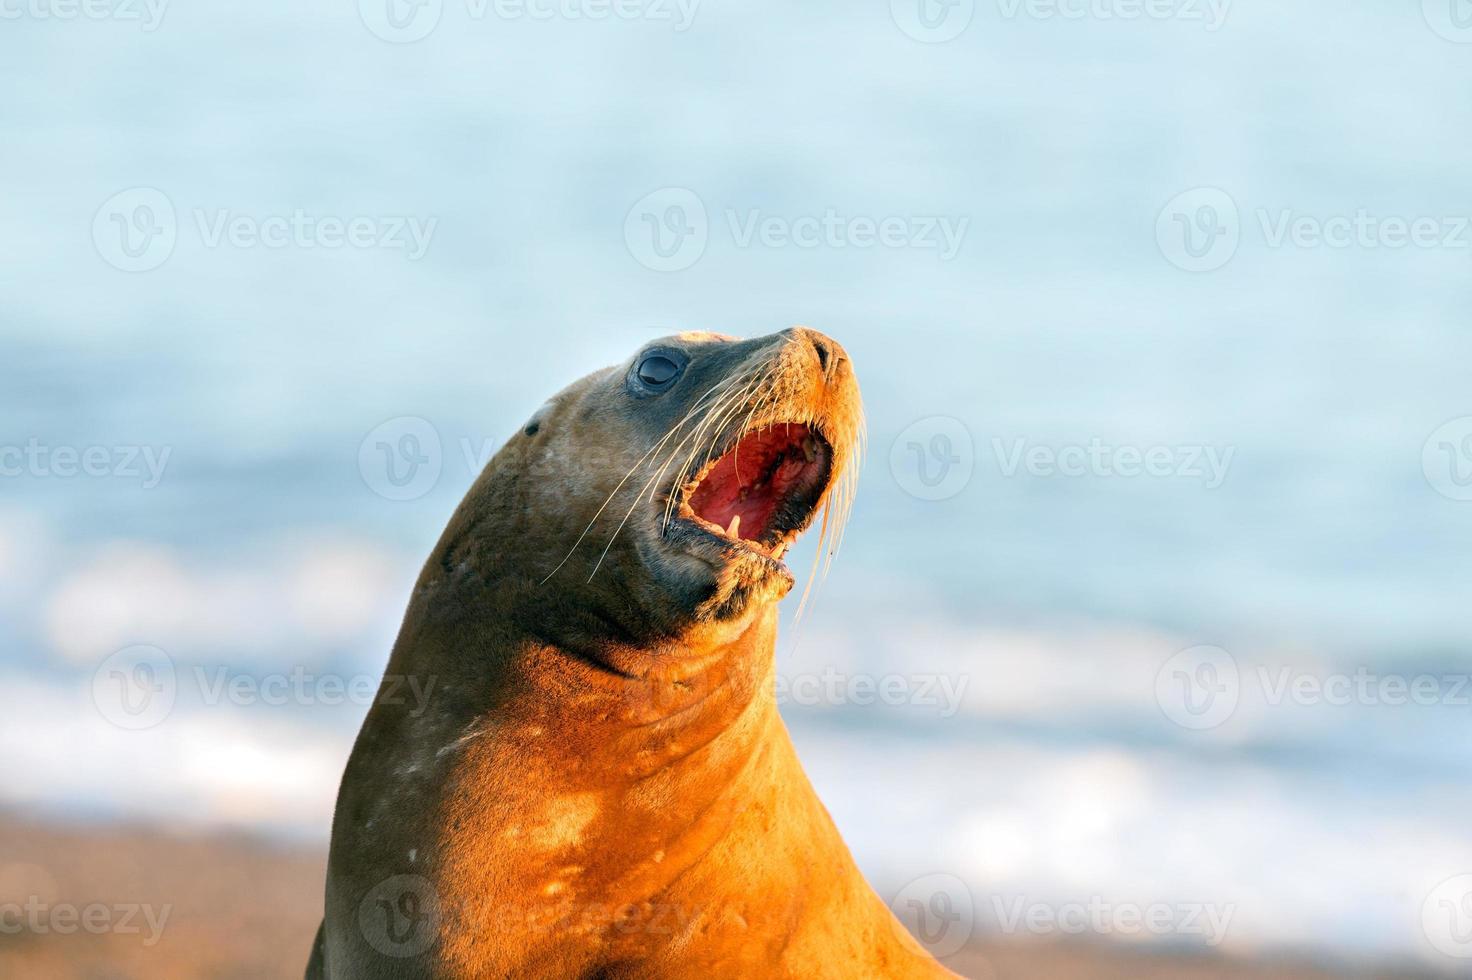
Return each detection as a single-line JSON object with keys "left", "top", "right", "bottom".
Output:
{"left": 393, "top": 563, "right": 782, "bottom": 745}
{"left": 408, "top": 594, "right": 789, "bottom": 888}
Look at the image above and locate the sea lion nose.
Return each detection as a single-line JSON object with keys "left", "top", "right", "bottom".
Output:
{"left": 812, "top": 336, "right": 834, "bottom": 374}
{"left": 783, "top": 327, "right": 847, "bottom": 381}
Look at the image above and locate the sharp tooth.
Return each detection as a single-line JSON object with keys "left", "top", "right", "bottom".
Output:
{"left": 725, "top": 514, "right": 741, "bottom": 538}
{"left": 771, "top": 541, "right": 788, "bottom": 559}
{"left": 802, "top": 436, "right": 817, "bottom": 462}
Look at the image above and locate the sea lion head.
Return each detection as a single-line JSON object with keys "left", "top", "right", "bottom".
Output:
{"left": 441, "top": 327, "right": 862, "bottom": 651}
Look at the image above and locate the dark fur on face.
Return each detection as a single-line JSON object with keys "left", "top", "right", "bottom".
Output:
{"left": 418, "top": 328, "right": 862, "bottom": 660}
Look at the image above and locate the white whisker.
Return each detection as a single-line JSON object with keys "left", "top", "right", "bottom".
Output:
{"left": 585, "top": 376, "right": 760, "bottom": 581}
{"left": 540, "top": 371, "right": 745, "bottom": 585}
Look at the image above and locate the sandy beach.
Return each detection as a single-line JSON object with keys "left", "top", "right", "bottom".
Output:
{"left": 0, "top": 812, "right": 1435, "bottom": 980}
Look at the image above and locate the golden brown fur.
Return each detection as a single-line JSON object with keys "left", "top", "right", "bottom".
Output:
{"left": 309, "top": 329, "right": 956, "bottom": 978}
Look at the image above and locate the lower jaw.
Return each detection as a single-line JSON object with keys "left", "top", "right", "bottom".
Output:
{"left": 663, "top": 516, "right": 796, "bottom": 581}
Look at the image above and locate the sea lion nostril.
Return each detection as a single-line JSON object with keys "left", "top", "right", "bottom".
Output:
{"left": 812, "top": 338, "right": 832, "bottom": 374}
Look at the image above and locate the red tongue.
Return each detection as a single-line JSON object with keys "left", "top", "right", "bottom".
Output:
{"left": 688, "top": 425, "right": 814, "bottom": 541}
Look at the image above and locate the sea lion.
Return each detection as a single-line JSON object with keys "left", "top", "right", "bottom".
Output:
{"left": 308, "top": 328, "right": 956, "bottom": 978}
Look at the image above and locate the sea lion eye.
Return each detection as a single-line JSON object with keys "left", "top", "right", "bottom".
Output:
{"left": 627, "top": 347, "right": 689, "bottom": 398}
{"left": 636, "top": 353, "right": 681, "bottom": 388}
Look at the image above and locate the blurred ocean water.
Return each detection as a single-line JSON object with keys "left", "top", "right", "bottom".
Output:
{"left": 3, "top": 0, "right": 1472, "bottom": 969}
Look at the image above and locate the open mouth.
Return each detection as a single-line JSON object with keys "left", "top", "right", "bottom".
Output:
{"left": 672, "top": 423, "right": 833, "bottom": 562}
